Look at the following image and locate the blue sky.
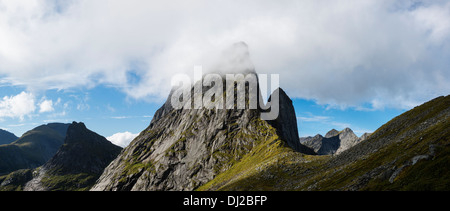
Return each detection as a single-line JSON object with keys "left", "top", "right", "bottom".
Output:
{"left": 0, "top": 85, "right": 159, "bottom": 142}
{"left": 293, "top": 98, "right": 405, "bottom": 137}
{"left": 0, "top": 1, "right": 449, "bottom": 146}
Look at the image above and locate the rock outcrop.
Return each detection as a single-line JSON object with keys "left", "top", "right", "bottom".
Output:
{"left": 267, "top": 88, "right": 315, "bottom": 155}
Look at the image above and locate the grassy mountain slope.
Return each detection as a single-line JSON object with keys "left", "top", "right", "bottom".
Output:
{"left": 199, "top": 95, "right": 450, "bottom": 191}
{"left": 0, "top": 123, "right": 69, "bottom": 175}
{"left": 0, "top": 169, "right": 33, "bottom": 191}
{"left": 0, "top": 129, "right": 18, "bottom": 146}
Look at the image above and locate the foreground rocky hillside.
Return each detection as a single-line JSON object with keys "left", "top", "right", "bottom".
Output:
{"left": 200, "top": 95, "right": 449, "bottom": 191}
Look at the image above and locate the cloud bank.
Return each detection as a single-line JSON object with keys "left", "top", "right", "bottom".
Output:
{"left": 0, "top": 0, "right": 449, "bottom": 109}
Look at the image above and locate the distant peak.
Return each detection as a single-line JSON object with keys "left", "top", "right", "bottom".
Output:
{"left": 341, "top": 128, "right": 354, "bottom": 133}
{"left": 325, "top": 129, "right": 339, "bottom": 138}
{"left": 314, "top": 134, "right": 323, "bottom": 138}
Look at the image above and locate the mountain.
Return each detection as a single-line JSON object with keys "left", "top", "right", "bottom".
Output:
{"left": 300, "top": 128, "right": 370, "bottom": 155}
{"left": 23, "top": 122, "right": 122, "bottom": 191}
{"left": 0, "top": 123, "right": 70, "bottom": 175}
{"left": 201, "top": 95, "right": 450, "bottom": 191}
{"left": 0, "top": 129, "right": 18, "bottom": 145}
{"left": 91, "top": 44, "right": 313, "bottom": 191}
{"left": 92, "top": 85, "right": 308, "bottom": 191}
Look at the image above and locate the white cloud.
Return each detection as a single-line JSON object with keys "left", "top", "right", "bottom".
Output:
{"left": 298, "top": 113, "right": 351, "bottom": 131}
{"left": 0, "top": 0, "right": 449, "bottom": 109}
{"left": 0, "top": 91, "right": 36, "bottom": 120}
{"left": 297, "top": 115, "right": 330, "bottom": 122}
{"left": 107, "top": 131, "right": 139, "bottom": 147}
{"left": 110, "top": 116, "right": 131, "bottom": 120}
{"left": 39, "top": 99, "right": 54, "bottom": 113}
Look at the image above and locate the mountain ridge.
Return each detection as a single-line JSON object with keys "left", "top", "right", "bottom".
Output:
{"left": 0, "top": 129, "right": 18, "bottom": 146}
{"left": 0, "top": 123, "right": 70, "bottom": 175}
{"left": 300, "top": 128, "right": 370, "bottom": 155}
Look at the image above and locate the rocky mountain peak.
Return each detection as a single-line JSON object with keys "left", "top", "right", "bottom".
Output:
{"left": 268, "top": 88, "right": 315, "bottom": 154}
{"left": 325, "top": 129, "right": 339, "bottom": 138}
{"left": 341, "top": 127, "right": 353, "bottom": 134}
{"left": 301, "top": 127, "right": 367, "bottom": 155}
{"left": 335, "top": 128, "right": 359, "bottom": 155}
{"left": 91, "top": 44, "right": 314, "bottom": 191}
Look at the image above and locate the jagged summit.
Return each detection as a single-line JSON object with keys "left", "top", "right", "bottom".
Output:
{"left": 325, "top": 129, "right": 339, "bottom": 138}
{"left": 301, "top": 127, "right": 367, "bottom": 155}
{"left": 91, "top": 44, "right": 313, "bottom": 191}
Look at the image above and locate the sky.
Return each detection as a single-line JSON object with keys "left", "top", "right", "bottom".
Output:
{"left": 0, "top": 0, "right": 449, "bottom": 146}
